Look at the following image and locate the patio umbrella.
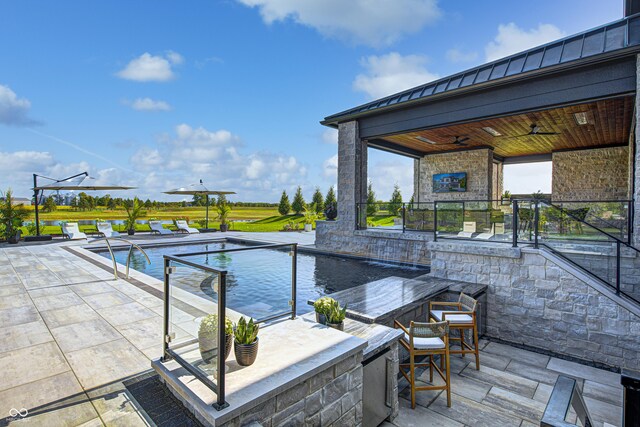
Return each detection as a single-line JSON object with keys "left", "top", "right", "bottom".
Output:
{"left": 31, "top": 172, "right": 136, "bottom": 239}
{"left": 163, "top": 180, "right": 235, "bottom": 229}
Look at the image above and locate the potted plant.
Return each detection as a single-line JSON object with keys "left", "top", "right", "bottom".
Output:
{"left": 217, "top": 201, "right": 232, "bottom": 232}
{"left": 313, "top": 296, "right": 335, "bottom": 325}
{"left": 234, "top": 316, "right": 259, "bottom": 366}
{"left": 501, "top": 191, "right": 512, "bottom": 205}
{"left": 303, "top": 203, "right": 318, "bottom": 232}
{"left": 0, "top": 190, "right": 29, "bottom": 244}
{"left": 124, "top": 198, "right": 144, "bottom": 235}
{"left": 198, "top": 314, "right": 234, "bottom": 364}
{"left": 324, "top": 202, "right": 337, "bottom": 221}
{"left": 326, "top": 299, "right": 347, "bottom": 331}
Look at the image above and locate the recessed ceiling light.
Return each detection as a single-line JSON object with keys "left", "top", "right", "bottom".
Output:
{"left": 574, "top": 112, "right": 590, "bottom": 126}
{"left": 415, "top": 136, "right": 438, "bottom": 144}
{"left": 482, "top": 126, "right": 502, "bottom": 137}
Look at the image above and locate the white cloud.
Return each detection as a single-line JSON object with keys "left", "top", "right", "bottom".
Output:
{"left": 236, "top": 0, "right": 440, "bottom": 47}
{"left": 485, "top": 23, "right": 565, "bottom": 62}
{"left": 0, "top": 85, "right": 38, "bottom": 126}
{"left": 130, "top": 124, "right": 308, "bottom": 201}
{"left": 116, "top": 52, "right": 184, "bottom": 82}
{"left": 353, "top": 52, "right": 439, "bottom": 100}
{"left": 128, "top": 97, "right": 172, "bottom": 111}
{"left": 367, "top": 152, "right": 414, "bottom": 201}
{"left": 446, "top": 48, "right": 478, "bottom": 63}
{"left": 322, "top": 129, "right": 338, "bottom": 145}
{"left": 323, "top": 154, "right": 338, "bottom": 179}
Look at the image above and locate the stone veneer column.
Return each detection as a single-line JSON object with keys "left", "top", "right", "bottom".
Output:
{"left": 337, "top": 121, "right": 367, "bottom": 230}
{"left": 634, "top": 54, "right": 640, "bottom": 247}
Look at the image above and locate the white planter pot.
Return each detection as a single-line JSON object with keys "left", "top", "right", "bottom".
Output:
{"left": 304, "top": 224, "right": 313, "bottom": 232}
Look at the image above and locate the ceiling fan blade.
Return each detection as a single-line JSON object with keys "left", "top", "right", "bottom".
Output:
{"left": 458, "top": 137, "right": 470, "bottom": 143}
{"left": 535, "top": 131, "right": 560, "bottom": 135}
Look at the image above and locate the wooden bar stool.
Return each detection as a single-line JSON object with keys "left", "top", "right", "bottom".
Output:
{"left": 394, "top": 319, "right": 451, "bottom": 408}
{"left": 429, "top": 293, "right": 480, "bottom": 370}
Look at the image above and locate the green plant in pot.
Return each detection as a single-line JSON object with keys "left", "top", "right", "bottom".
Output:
{"left": 217, "top": 201, "right": 232, "bottom": 232}
{"left": 303, "top": 203, "right": 319, "bottom": 232}
{"left": 326, "top": 299, "right": 347, "bottom": 331}
{"left": 234, "top": 316, "right": 259, "bottom": 366}
{"left": 198, "top": 314, "right": 234, "bottom": 364}
{"left": 313, "top": 296, "right": 335, "bottom": 325}
{"left": 0, "top": 189, "right": 29, "bottom": 244}
{"left": 124, "top": 197, "right": 144, "bottom": 235}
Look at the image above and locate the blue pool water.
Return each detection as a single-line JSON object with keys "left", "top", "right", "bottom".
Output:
{"left": 98, "top": 240, "right": 429, "bottom": 319}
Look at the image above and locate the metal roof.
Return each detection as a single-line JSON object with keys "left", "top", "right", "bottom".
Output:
{"left": 322, "top": 13, "right": 640, "bottom": 126}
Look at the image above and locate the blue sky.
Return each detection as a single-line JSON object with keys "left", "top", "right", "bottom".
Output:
{"left": 0, "top": 0, "right": 622, "bottom": 202}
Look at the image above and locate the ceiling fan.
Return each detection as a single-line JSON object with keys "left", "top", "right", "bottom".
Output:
{"left": 512, "top": 123, "right": 560, "bottom": 137}
{"left": 448, "top": 136, "right": 470, "bottom": 146}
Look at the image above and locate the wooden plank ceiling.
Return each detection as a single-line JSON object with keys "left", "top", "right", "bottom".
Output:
{"left": 378, "top": 96, "right": 634, "bottom": 158}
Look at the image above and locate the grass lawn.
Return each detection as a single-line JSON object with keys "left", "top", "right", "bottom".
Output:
{"left": 19, "top": 206, "right": 316, "bottom": 235}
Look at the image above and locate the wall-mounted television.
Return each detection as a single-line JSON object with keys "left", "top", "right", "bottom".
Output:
{"left": 433, "top": 172, "right": 467, "bottom": 193}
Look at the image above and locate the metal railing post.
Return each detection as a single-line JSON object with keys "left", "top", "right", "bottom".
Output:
{"left": 162, "top": 257, "right": 170, "bottom": 362}
{"left": 291, "top": 244, "right": 297, "bottom": 319}
{"left": 616, "top": 241, "right": 621, "bottom": 295}
{"left": 534, "top": 200, "right": 540, "bottom": 249}
{"left": 356, "top": 203, "right": 361, "bottom": 230}
{"left": 627, "top": 200, "right": 633, "bottom": 244}
{"left": 214, "top": 271, "right": 228, "bottom": 410}
{"left": 433, "top": 202, "right": 438, "bottom": 242}
{"left": 512, "top": 200, "right": 518, "bottom": 247}
{"left": 402, "top": 203, "right": 406, "bottom": 233}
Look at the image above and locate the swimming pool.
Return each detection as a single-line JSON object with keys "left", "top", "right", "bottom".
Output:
{"left": 97, "top": 239, "right": 429, "bottom": 319}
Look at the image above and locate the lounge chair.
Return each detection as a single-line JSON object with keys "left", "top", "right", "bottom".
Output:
{"left": 149, "top": 220, "right": 174, "bottom": 235}
{"left": 62, "top": 222, "right": 87, "bottom": 240}
{"left": 175, "top": 220, "right": 199, "bottom": 234}
{"left": 97, "top": 222, "right": 120, "bottom": 238}
{"left": 457, "top": 221, "right": 476, "bottom": 238}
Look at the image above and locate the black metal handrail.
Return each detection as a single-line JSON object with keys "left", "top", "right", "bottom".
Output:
{"left": 541, "top": 376, "right": 594, "bottom": 427}
{"left": 161, "top": 242, "right": 298, "bottom": 410}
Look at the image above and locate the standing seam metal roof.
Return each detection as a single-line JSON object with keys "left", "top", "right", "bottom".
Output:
{"left": 322, "top": 13, "right": 640, "bottom": 125}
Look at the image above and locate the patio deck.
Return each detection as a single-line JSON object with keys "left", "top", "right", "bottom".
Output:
{"left": 0, "top": 234, "right": 625, "bottom": 426}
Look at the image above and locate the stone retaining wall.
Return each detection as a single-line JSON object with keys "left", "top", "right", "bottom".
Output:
{"left": 429, "top": 242, "right": 640, "bottom": 370}
{"left": 315, "top": 221, "right": 432, "bottom": 265}
{"left": 221, "top": 352, "right": 364, "bottom": 427}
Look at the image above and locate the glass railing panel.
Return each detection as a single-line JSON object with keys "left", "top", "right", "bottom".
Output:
{"left": 436, "top": 200, "right": 513, "bottom": 242}
{"left": 356, "top": 202, "right": 404, "bottom": 231}
{"left": 197, "top": 246, "right": 296, "bottom": 321}
{"left": 404, "top": 202, "right": 435, "bottom": 232}
{"left": 165, "top": 257, "right": 226, "bottom": 395}
{"left": 552, "top": 201, "right": 630, "bottom": 243}
{"left": 515, "top": 200, "right": 536, "bottom": 243}
{"left": 538, "top": 202, "right": 617, "bottom": 287}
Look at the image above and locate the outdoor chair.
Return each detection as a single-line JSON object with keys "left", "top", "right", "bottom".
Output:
{"left": 429, "top": 293, "right": 480, "bottom": 370}
{"left": 149, "top": 220, "right": 174, "bottom": 236}
{"left": 61, "top": 222, "right": 87, "bottom": 240}
{"left": 394, "top": 319, "right": 451, "bottom": 408}
{"left": 175, "top": 220, "right": 199, "bottom": 234}
{"left": 97, "top": 222, "right": 120, "bottom": 238}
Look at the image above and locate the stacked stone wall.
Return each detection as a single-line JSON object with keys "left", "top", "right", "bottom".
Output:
{"left": 417, "top": 149, "right": 493, "bottom": 202}
{"left": 221, "top": 353, "right": 364, "bottom": 427}
{"left": 552, "top": 146, "right": 629, "bottom": 201}
{"left": 315, "top": 221, "right": 431, "bottom": 265}
{"left": 429, "top": 243, "right": 640, "bottom": 370}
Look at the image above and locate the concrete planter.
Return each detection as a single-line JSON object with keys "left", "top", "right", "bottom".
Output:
{"left": 304, "top": 223, "right": 313, "bottom": 232}
{"left": 315, "top": 312, "right": 327, "bottom": 325}
{"left": 220, "top": 224, "right": 229, "bottom": 232}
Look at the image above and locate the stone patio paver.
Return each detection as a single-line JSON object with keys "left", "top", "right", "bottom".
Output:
{"left": 49, "top": 319, "right": 122, "bottom": 353}
{"left": 0, "top": 341, "right": 70, "bottom": 392}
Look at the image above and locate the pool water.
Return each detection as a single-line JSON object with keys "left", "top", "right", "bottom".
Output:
{"left": 99, "top": 240, "right": 429, "bottom": 319}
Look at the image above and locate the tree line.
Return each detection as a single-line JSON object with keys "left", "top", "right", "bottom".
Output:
{"left": 39, "top": 192, "right": 280, "bottom": 213}
{"left": 278, "top": 186, "right": 337, "bottom": 215}
{"left": 365, "top": 182, "right": 406, "bottom": 216}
